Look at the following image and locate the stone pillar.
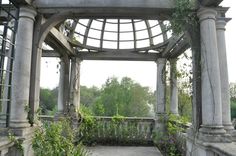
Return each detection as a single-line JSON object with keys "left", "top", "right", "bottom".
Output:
{"left": 57, "top": 59, "right": 65, "bottom": 114}
{"left": 10, "top": 7, "right": 37, "bottom": 128}
{"left": 197, "top": 8, "right": 226, "bottom": 139}
{"left": 170, "top": 59, "right": 179, "bottom": 115}
{"left": 29, "top": 16, "right": 44, "bottom": 125}
{"left": 69, "top": 58, "right": 81, "bottom": 110}
{"left": 156, "top": 58, "right": 167, "bottom": 116}
{"left": 216, "top": 18, "right": 234, "bottom": 132}
{"left": 56, "top": 56, "right": 70, "bottom": 116}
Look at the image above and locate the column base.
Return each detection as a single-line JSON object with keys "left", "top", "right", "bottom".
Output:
{"left": 0, "top": 119, "right": 6, "bottom": 128}
{"left": 199, "top": 125, "right": 231, "bottom": 142}
{"left": 9, "top": 120, "right": 30, "bottom": 129}
{"left": 0, "top": 127, "right": 8, "bottom": 136}
{"left": 9, "top": 126, "right": 36, "bottom": 136}
{"left": 223, "top": 123, "right": 235, "bottom": 132}
{"left": 154, "top": 113, "right": 167, "bottom": 133}
{"left": 231, "top": 130, "right": 236, "bottom": 142}
{"left": 7, "top": 126, "right": 37, "bottom": 156}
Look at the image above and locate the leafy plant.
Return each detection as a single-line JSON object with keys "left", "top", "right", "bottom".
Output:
{"left": 78, "top": 113, "right": 151, "bottom": 145}
{"left": 32, "top": 119, "right": 89, "bottom": 156}
{"left": 153, "top": 114, "right": 188, "bottom": 156}
{"left": 169, "top": 0, "right": 197, "bottom": 35}
{"left": 8, "top": 132, "right": 24, "bottom": 155}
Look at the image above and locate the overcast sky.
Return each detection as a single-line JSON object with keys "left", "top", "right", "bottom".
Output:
{"left": 40, "top": 0, "right": 236, "bottom": 90}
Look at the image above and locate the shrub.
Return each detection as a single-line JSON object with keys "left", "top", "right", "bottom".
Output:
{"left": 153, "top": 114, "right": 187, "bottom": 156}
{"left": 32, "top": 119, "right": 89, "bottom": 156}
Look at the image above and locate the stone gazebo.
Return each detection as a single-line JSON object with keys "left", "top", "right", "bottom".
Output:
{"left": 0, "top": 0, "right": 236, "bottom": 155}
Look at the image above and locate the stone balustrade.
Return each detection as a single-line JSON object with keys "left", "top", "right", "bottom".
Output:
{"left": 86, "top": 116, "right": 155, "bottom": 145}
{"left": 39, "top": 115, "right": 155, "bottom": 145}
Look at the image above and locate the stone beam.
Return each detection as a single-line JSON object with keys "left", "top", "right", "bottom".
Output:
{"left": 42, "top": 50, "right": 160, "bottom": 61}
{"left": 162, "top": 35, "right": 185, "bottom": 57}
{"left": 33, "top": 0, "right": 175, "bottom": 19}
{"left": 169, "top": 39, "right": 189, "bottom": 58}
{"left": 42, "top": 50, "right": 60, "bottom": 57}
{"left": 10, "top": 0, "right": 31, "bottom": 5}
{"left": 77, "top": 51, "right": 160, "bottom": 61}
{"left": 45, "top": 27, "right": 75, "bottom": 56}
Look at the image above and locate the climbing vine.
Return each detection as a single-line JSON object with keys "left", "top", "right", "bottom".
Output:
{"left": 8, "top": 132, "right": 24, "bottom": 155}
{"left": 169, "top": 0, "right": 198, "bottom": 35}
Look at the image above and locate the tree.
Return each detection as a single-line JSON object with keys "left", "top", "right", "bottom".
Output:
{"left": 230, "top": 83, "right": 236, "bottom": 119}
{"left": 92, "top": 77, "right": 154, "bottom": 117}
{"left": 40, "top": 88, "right": 57, "bottom": 114}
{"left": 80, "top": 86, "right": 100, "bottom": 107}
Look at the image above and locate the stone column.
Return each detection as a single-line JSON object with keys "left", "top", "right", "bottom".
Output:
{"left": 197, "top": 8, "right": 226, "bottom": 139}
{"left": 57, "top": 59, "right": 65, "bottom": 114}
{"left": 10, "top": 7, "right": 37, "bottom": 128}
{"left": 29, "top": 15, "right": 44, "bottom": 125}
{"left": 69, "top": 58, "right": 81, "bottom": 110}
{"left": 156, "top": 58, "right": 167, "bottom": 116}
{"left": 216, "top": 18, "right": 234, "bottom": 131}
{"left": 56, "top": 56, "right": 70, "bottom": 116}
{"left": 170, "top": 59, "right": 179, "bottom": 115}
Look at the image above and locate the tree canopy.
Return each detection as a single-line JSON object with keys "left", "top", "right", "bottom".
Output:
{"left": 92, "top": 77, "right": 155, "bottom": 117}
{"left": 39, "top": 76, "right": 194, "bottom": 120}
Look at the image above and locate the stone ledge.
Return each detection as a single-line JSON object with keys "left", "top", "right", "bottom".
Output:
{"left": 8, "top": 126, "right": 37, "bottom": 137}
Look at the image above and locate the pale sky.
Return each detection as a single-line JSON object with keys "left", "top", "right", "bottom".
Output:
{"left": 40, "top": 0, "right": 236, "bottom": 90}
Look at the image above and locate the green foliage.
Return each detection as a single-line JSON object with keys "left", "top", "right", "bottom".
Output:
{"left": 111, "top": 114, "right": 125, "bottom": 123}
{"left": 153, "top": 114, "right": 187, "bottom": 156}
{"left": 170, "top": 0, "right": 197, "bottom": 35}
{"left": 231, "top": 98, "right": 236, "bottom": 119}
{"left": 92, "top": 77, "right": 153, "bottom": 117}
{"left": 78, "top": 106, "right": 97, "bottom": 145}
{"left": 40, "top": 88, "right": 58, "bottom": 115}
{"left": 230, "top": 83, "right": 236, "bottom": 119}
{"left": 39, "top": 77, "right": 155, "bottom": 118}
{"left": 80, "top": 86, "right": 100, "bottom": 107}
{"left": 8, "top": 132, "right": 24, "bottom": 155}
{"left": 178, "top": 88, "right": 192, "bottom": 120}
{"left": 32, "top": 120, "right": 88, "bottom": 156}
{"left": 78, "top": 111, "right": 151, "bottom": 145}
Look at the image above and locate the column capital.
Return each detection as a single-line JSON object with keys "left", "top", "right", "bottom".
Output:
{"left": 197, "top": 7, "right": 217, "bottom": 22}
{"left": 19, "top": 6, "right": 37, "bottom": 21}
{"left": 216, "top": 18, "right": 231, "bottom": 30}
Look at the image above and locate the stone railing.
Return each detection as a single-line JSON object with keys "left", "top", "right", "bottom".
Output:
{"left": 82, "top": 116, "right": 155, "bottom": 145}
{"left": 39, "top": 115, "right": 54, "bottom": 122}
{"left": 39, "top": 115, "right": 155, "bottom": 145}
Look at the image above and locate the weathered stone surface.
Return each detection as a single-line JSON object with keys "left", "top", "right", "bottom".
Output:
{"left": 170, "top": 59, "right": 178, "bottom": 115}
{"left": 156, "top": 58, "right": 167, "bottom": 115}
{"left": 197, "top": 7, "right": 225, "bottom": 136}
{"left": 10, "top": 6, "right": 37, "bottom": 128}
{"left": 216, "top": 18, "right": 234, "bottom": 132}
{"left": 33, "top": 0, "right": 175, "bottom": 19}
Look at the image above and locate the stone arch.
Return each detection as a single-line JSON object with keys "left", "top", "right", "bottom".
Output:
{"left": 38, "top": 11, "right": 73, "bottom": 49}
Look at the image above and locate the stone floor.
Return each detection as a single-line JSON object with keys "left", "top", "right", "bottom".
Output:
{"left": 87, "top": 146, "right": 163, "bottom": 156}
